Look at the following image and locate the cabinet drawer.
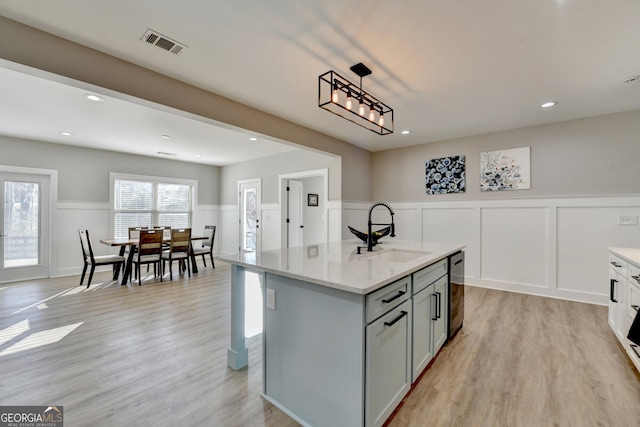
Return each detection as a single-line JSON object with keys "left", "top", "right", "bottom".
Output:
{"left": 413, "top": 258, "right": 448, "bottom": 295}
{"left": 366, "top": 276, "right": 410, "bottom": 323}
{"left": 629, "top": 264, "right": 640, "bottom": 286}
{"left": 609, "top": 254, "right": 628, "bottom": 277}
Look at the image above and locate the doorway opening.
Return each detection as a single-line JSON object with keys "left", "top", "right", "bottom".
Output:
{"left": 0, "top": 167, "right": 56, "bottom": 283}
{"left": 279, "top": 169, "right": 328, "bottom": 249}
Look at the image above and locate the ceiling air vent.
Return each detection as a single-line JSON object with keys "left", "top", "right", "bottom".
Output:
{"left": 141, "top": 29, "right": 187, "bottom": 55}
{"left": 157, "top": 151, "right": 178, "bottom": 157}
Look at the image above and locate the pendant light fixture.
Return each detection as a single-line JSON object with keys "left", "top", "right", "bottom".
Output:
{"left": 318, "top": 63, "right": 394, "bottom": 135}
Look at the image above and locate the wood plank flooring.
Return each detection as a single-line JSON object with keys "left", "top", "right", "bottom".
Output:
{"left": 1, "top": 261, "right": 639, "bottom": 426}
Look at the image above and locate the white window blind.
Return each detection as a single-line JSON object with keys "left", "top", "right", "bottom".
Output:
{"left": 113, "top": 178, "right": 193, "bottom": 238}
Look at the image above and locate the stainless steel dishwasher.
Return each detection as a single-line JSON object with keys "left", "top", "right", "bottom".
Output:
{"left": 448, "top": 251, "right": 464, "bottom": 339}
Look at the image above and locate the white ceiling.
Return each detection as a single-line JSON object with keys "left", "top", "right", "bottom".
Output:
{"left": 1, "top": 0, "right": 639, "bottom": 164}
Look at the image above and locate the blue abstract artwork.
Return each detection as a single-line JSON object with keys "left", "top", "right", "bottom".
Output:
{"left": 425, "top": 155, "right": 466, "bottom": 194}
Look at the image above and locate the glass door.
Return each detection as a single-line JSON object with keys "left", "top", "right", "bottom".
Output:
{"left": 238, "top": 179, "right": 261, "bottom": 253}
{"left": 0, "top": 173, "right": 50, "bottom": 282}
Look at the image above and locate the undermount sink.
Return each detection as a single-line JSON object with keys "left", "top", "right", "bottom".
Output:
{"left": 358, "top": 248, "right": 432, "bottom": 263}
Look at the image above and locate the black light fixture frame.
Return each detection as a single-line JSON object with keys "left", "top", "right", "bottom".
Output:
{"left": 318, "top": 63, "right": 394, "bottom": 135}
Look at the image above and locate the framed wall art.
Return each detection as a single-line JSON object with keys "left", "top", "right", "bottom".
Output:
{"left": 425, "top": 155, "right": 466, "bottom": 194}
{"left": 480, "top": 146, "right": 530, "bottom": 191}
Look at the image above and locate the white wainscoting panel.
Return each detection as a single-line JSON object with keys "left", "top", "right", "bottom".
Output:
{"left": 327, "top": 200, "right": 342, "bottom": 243}
{"left": 220, "top": 205, "right": 239, "bottom": 257}
{"left": 481, "top": 207, "right": 549, "bottom": 288}
{"left": 422, "top": 206, "right": 478, "bottom": 280}
{"left": 56, "top": 201, "right": 111, "bottom": 277}
{"left": 557, "top": 204, "right": 640, "bottom": 297}
{"left": 346, "top": 195, "right": 640, "bottom": 304}
{"left": 261, "top": 203, "right": 281, "bottom": 251}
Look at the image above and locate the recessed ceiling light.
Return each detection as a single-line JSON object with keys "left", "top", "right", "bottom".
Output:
{"left": 249, "top": 137, "right": 258, "bottom": 141}
{"left": 195, "top": 154, "right": 202, "bottom": 158}
{"left": 401, "top": 130, "right": 411, "bottom": 135}
{"left": 540, "top": 101, "right": 558, "bottom": 108}
{"left": 85, "top": 94, "right": 104, "bottom": 102}
{"left": 160, "top": 134, "right": 170, "bottom": 139}
{"left": 60, "top": 131, "right": 72, "bottom": 136}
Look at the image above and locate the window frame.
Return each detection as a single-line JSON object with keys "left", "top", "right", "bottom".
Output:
{"left": 109, "top": 172, "right": 198, "bottom": 239}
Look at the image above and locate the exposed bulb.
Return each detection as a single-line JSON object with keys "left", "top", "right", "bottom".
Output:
{"left": 378, "top": 112, "right": 384, "bottom": 127}
{"left": 331, "top": 85, "right": 339, "bottom": 103}
{"left": 368, "top": 106, "right": 375, "bottom": 122}
{"left": 359, "top": 100, "right": 365, "bottom": 116}
{"left": 346, "top": 93, "right": 352, "bottom": 110}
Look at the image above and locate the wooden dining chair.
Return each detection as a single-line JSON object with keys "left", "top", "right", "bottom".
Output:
{"left": 131, "top": 229, "right": 164, "bottom": 286}
{"left": 78, "top": 229, "right": 126, "bottom": 288}
{"left": 161, "top": 228, "right": 192, "bottom": 280}
{"left": 192, "top": 225, "right": 216, "bottom": 268}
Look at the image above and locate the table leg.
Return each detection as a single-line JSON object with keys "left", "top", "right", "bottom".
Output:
{"left": 121, "top": 245, "right": 136, "bottom": 285}
{"left": 190, "top": 242, "right": 198, "bottom": 273}
{"left": 227, "top": 264, "right": 249, "bottom": 370}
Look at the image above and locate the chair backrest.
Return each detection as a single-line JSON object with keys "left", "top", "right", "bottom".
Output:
{"left": 138, "top": 229, "right": 164, "bottom": 256}
{"left": 169, "top": 228, "right": 191, "bottom": 253}
{"left": 202, "top": 225, "right": 216, "bottom": 248}
{"left": 128, "top": 227, "right": 144, "bottom": 239}
{"left": 78, "top": 229, "right": 95, "bottom": 261}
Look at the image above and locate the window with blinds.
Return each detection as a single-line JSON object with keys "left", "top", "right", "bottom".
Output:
{"left": 113, "top": 177, "right": 193, "bottom": 238}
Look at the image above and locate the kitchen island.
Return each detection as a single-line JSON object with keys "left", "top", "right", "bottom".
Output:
{"left": 221, "top": 240, "right": 465, "bottom": 427}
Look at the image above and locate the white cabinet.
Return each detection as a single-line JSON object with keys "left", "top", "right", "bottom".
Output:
{"left": 607, "top": 249, "right": 640, "bottom": 373}
{"left": 365, "top": 299, "right": 412, "bottom": 427}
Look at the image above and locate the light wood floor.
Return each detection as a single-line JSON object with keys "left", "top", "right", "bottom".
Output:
{"left": 1, "top": 261, "right": 639, "bottom": 427}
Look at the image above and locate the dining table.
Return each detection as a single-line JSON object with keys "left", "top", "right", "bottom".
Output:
{"left": 100, "top": 234, "right": 207, "bottom": 284}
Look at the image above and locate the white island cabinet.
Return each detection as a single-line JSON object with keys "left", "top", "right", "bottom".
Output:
{"left": 607, "top": 248, "right": 640, "bottom": 373}
{"left": 222, "top": 240, "right": 464, "bottom": 427}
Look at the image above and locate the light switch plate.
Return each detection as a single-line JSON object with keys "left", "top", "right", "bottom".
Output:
{"left": 618, "top": 215, "right": 638, "bottom": 225}
{"left": 266, "top": 288, "right": 276, "bottom": 310}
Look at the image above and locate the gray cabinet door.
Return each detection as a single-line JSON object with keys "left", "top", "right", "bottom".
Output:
{"left": 365, "top": 299, "right": 412, "bottom": 427}
{"left": 433, "top": 275, "right": 449, "bottom": 354}
{"left": 412, "top": 284, "right": 434, "bottom": 382}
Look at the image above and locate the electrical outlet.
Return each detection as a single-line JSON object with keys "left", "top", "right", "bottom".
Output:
{"left": 266, "top": 288, "right": 276, "bottom": 310}
{"left": 618, "top": 215, "right": 638, "bottom": 225}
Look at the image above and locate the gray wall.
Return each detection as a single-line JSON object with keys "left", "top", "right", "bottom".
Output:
{"left": 0, "top": 16, "right": 373, "bottom": 202}
{"left": 1, "top": 135, "right": 220, "bottom": 203}
{"left": 372, "top": 109, "right": 640, "bottom": 201}
{"left": 220, "top": 149, "right": 340, "bottom": 205}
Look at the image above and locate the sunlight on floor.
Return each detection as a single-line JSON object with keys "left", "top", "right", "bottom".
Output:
{"left": 245, "top": 272, "right": 263, "bottom": 338}
{"left": 0, "top": 322, "right": 83, "bottom": 357}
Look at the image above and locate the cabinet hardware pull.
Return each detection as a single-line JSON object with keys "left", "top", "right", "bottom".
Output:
{"left": 384, "top": 310, "right": 408, "bottom": 327}
{"left": 611, "top": 262, "right": 623, "bottom": 268}
{"left": 631, "top": 344, "right": 640, "bottom": 359}
{"left": 382, "top": 291, "right": 406, "bottom": 304}
{"left": 632, "top": 305, "right": 639, "bottom": 312}
{"left": 455, "top": 259, "right": 462, "bottom": 265}
{"left": 431, "top": 293, "right": 438, "bottom": 321}
{"left": 632, "top": 275, "right": 640, "bottom": 284}
{"left": 610, "top": 279, "right": 618, "bottom": 303}
{"left": 436, "top": 291, "right": 442, "bottom": 319}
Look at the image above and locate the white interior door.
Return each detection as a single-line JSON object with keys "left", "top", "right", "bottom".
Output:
{"left": 0, "top": 173, "right": 50, "bottom": 282}
{"left": 238, "top": 179, "right": 261, "bottom": 253}
{"left": 287, "top": 179, "right": 304, "bottom": 247}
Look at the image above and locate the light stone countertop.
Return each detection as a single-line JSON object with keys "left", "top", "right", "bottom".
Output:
{"left": 608, "top": 247, "right": 640, "bottom": 266}
{"left": 221, "top": 239, "right": 465, "bottom": 295}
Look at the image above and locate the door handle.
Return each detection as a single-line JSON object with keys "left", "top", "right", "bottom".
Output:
{"left": 436, "top": 291, "right": 442, "bottom": 319}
